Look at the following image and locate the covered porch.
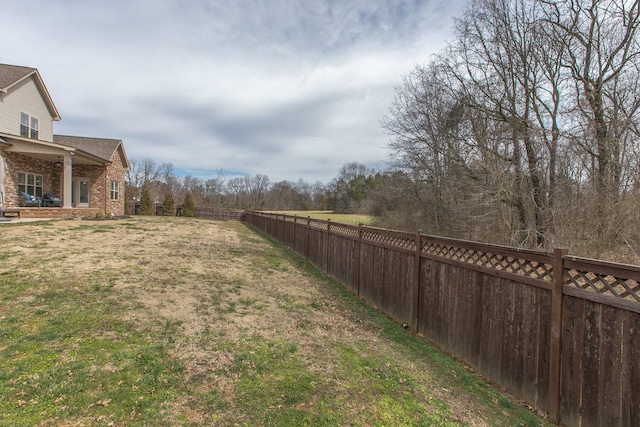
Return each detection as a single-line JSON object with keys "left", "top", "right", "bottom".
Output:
{"left": 1, "top": 134, "right": 110, "bottom": 212}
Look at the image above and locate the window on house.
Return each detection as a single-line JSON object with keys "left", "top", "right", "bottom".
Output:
{"left": 19, "top": 113, "right": 39, "bottom": 139}
{"left": 110, "top": 181, "right": 119, "bottom": 201}
{"left": 20, "top": 113, "right": 29, "bottom": 137}
{"left": 30, "top": 117, "right": 39, "bottom": 139}
{"left": 18, "top": 172, "right": 43, "bottom": 198}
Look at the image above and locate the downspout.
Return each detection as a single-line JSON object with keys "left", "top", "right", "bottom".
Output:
{"left": 104, "top": 165, "right": 108, "bottom": 215}
{"left": 0, "top": 153, "right": 5, "bottom": 208}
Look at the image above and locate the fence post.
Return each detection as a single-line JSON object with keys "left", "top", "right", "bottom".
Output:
{"left": 325, "top": 219, "right": 331, "bottom": 273}
{"left": 280, "top": 214, "right": 284, "bottom": 243}
{"left": 293, "top": 215, "right": 297, "bottom": 250}
{"left": 357, "top": 223, "right": 363, "bottom": 296}
{"left": 411, "top": 230, "right": 422, "bottom": 332}
{"left": 306, "top": 216, "right": 311, "bottom": 260}
{"left": 549, "top": 247, "right": 568, "bottom": 423}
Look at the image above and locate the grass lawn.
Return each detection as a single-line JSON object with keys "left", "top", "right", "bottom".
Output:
{"left": 0, "top": 217, "right": 548, "bottom": 426}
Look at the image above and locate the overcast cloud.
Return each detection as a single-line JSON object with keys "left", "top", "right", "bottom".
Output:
{"left": 1, "top": 0, "right": 466, "bottom": 183}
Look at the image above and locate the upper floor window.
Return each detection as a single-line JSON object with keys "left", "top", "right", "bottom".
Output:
{"left": 18, "top": 172, "right": 43, "bottom": 198}
{"left": 20, "top": 112, "right": 39, "bottom": 139}
{"left": 110, "top": 181, "right": 120, "bottom": 201}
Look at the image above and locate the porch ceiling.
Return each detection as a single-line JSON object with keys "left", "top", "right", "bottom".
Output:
{"left": 0, "top": 134, "right": 107, "bottom": 165}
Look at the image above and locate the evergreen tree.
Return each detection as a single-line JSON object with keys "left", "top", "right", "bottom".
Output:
{"left": 161, "top": 191, "right": 175, "bottom": 216}
{"left": 180, "top": 192, "right": 196, "bottom": 217}
{"left": 138, "top": 184, "right": 153, "bottom": 215}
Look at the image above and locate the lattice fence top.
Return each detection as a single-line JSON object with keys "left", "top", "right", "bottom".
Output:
{"left": 361, "top": 229, "right": 417, "bottom": 251}
{"left": 330, "top": 223, "right": 359, "bottom": 238}
{"left": 359, "top": 227, "right": 552, "bottom": 281}
{"left": 565, "top": 269, "right": 640, "bottom": 302}
{"left": 421, "top": 241, "right": 554, "bottom": 280}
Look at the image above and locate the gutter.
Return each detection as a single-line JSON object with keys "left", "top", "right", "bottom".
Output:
{"left": 104, "top": 165, "right": 108, "bottom": 215}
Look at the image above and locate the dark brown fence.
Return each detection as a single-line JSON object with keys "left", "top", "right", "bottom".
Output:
{"left": 244, "top": 211, "right": 640, "bottom": 426}
{"left": 127, "top": 203, "right": 244, "bottom": 221}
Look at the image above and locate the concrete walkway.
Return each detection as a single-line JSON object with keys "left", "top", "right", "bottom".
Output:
{"left": 0, "top": 217, "right": 59, "bottom": 224}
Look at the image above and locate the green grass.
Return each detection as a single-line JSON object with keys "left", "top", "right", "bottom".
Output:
{"left": 0, "top": 277, "right": 184, "bottom": 426}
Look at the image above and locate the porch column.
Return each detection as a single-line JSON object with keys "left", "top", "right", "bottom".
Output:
{"left": 63, "top": 153, "right": 73, "bottom": 208}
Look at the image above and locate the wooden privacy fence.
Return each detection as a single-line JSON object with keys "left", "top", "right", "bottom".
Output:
{"left": 244, "top": 211, "right": 640, "bottom": 427}
{"left": 127, "top": 203, "right": 245, "bottom": 221}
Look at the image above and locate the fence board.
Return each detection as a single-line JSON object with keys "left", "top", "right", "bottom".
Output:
{"left": 329, "top": 233, "right": 357, "bottom": 293}
{"left": 359, "top": 243, "right": 386, "bottom": 312}
{"left": 581, "top": 301, "right": 602, "bottom": 425}
{"left": 599, "top": 305, "right": 622, "bottom": 425}
{"left": 424, "top": 261, "right": 446, "bottom": 347}
{"left": 512, "top": 283, "right": 526, "bottom": 396}
{"left": 622, "top": 310, "right": 640, "bottom": 425}
{"left": 449, "top": 268, "right": 465, "bottom": 360}
{"left": 284, "top": 217, "right": 295, "bottom": 247}
{"left": 561, "top": 296, "right": 585, "bottom": 426}
{"left": 500, "top": 281, "right": 517, "bottom": 394}
{"left": 521, "top": 284, "right": 541, "bottom": 408}
{"left": 463, "top": 270, "right": 483, "bottom": 368}
{"left": 307, "top": 227, "right": 326, "bottom": 269}
{"left": 381, "top": 248, "right": 414, "bottom": 324}
{"left": 482, "top": 274, "right": 504, "bottom": 383}
{"left": 537, "top": 288, "right": 551, "bottom": 413}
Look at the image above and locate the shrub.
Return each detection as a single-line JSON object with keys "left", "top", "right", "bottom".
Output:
{"left": 138, "top": 185, "right": 153, "bottom": 216}
{"left": 180, "top": 193, "right": 196, "bottom": 217}
{"left": 161, "top": 192, "right": 175, "bottom": 216}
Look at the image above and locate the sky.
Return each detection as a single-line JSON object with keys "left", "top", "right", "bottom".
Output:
{"left": 1, "top": 0, "right": 466, "bottom": 184}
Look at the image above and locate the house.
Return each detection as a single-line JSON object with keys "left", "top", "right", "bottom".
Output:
{"left": 0, "top": 63, "right": 129, "bottom": 218}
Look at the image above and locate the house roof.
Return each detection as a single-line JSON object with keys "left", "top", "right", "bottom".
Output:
{"left": 54, "top": 134, "right": 130, "bottom": 169}
{"left": 0, "top": 64, "right": 35, "bottom": 89}
{"left": 0, "top": 63, "right": 61, "bottom": 121}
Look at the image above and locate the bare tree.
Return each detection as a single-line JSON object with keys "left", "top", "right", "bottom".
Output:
{"left": 159, "top": 162, "right": 180, "bottom": 195}
{"left": 142, "top": 157, "right": 159, "bottom": 184}
{"left": 450, "top": 0, "right": 562, "bottom": 245}
{"left": 125, "top": 157, "right": 144, "bottom": 188}
{"left": 268, "top": 180, "right": 297, "bottom": 210}
{"left": 204, "top": 169, "right": 226, "bottom": 207}
{"left": 226, "top": 177, "right": 246, "bottom": 208}
{"left": 382, "top": 0, "right": 640, "bottom": 252}
{"left": 541, "top": 0, "right": 640, "bottom": 240}
{"left": 244, "top": 174, "right": 270, "bottom": 209}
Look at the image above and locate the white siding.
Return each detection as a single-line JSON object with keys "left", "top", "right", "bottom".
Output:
{"left": 0, "top": 77, "right": 55, "bottom": 142}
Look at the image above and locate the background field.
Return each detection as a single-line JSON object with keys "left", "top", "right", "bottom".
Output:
{"left": 266, "top": 210, "right": 375, "bottom": 225}
{"left": 0, "top": 217, "right": 547, "bottom": 426}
